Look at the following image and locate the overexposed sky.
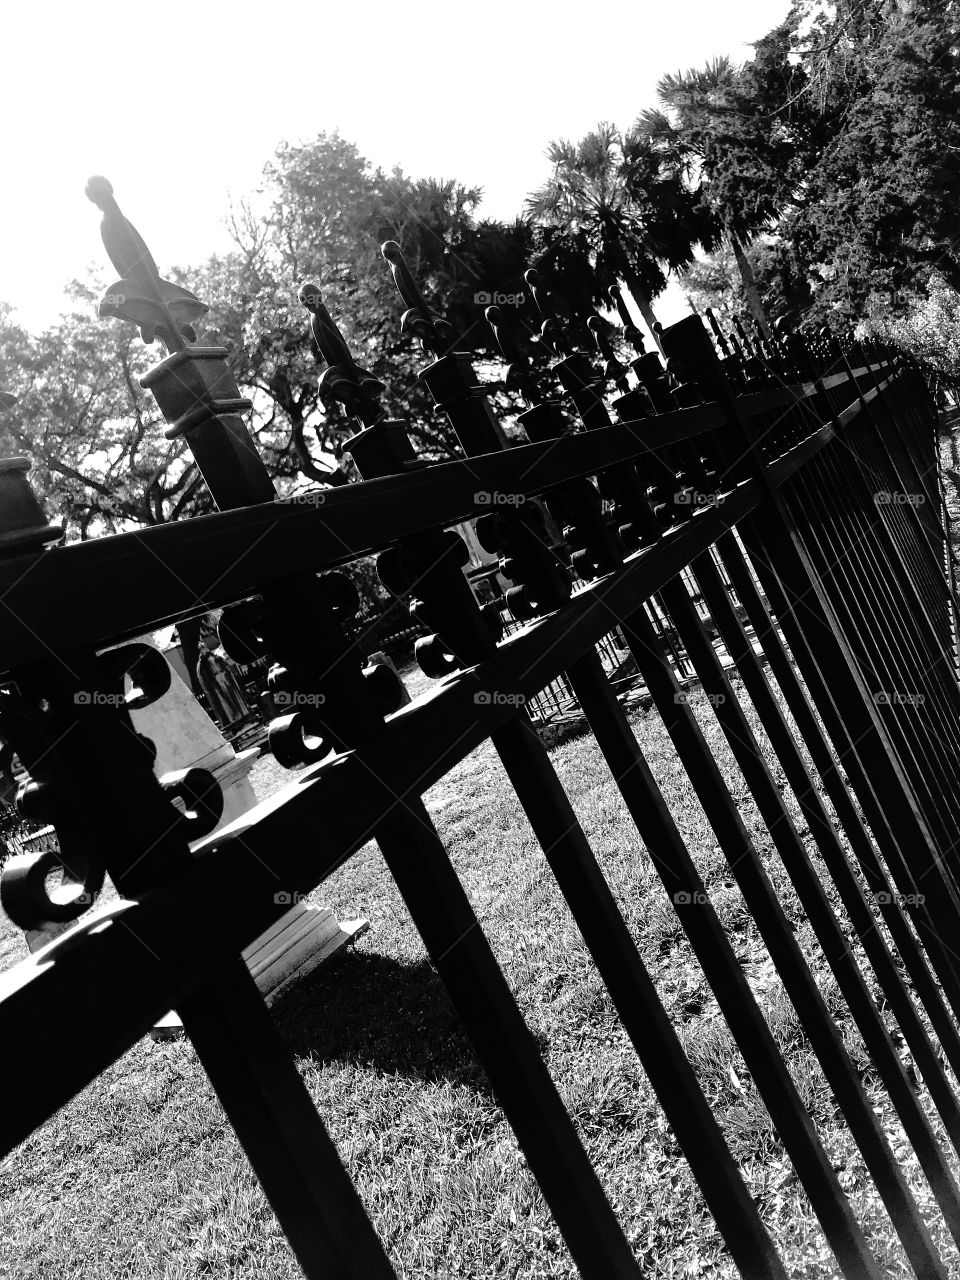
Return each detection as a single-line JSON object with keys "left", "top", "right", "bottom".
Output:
{"left": 1, "top": 0, "right": 790, "bottom": 334}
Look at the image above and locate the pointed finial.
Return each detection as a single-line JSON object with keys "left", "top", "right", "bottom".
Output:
{"left": 732, "top": 315, "right": 758, "bottom": 358}
{"left": 485, "top": 304, "right": 524, "bottom": 366}
{"left": 608, "top": 285, "right": 646, "bottom": 354}
{"left": 85, "top": 177, "right": 207, "bottom": 349}
{"left": 524, "top": 268, "right": 572, "bottom": 357}
{"left": 486, "top": 304, "right": 539, "bottom": 402}
{"left": 704, "top": 308, "right": 732, "bottom": 358}
{"left": 587, "top": 315, "right": 629, "bottom": 390}
{"left": 299, "top": 282, "right": 384, "bottom": 428}
{"left": 380, "top": 241, "right": 457, "bottom": 358}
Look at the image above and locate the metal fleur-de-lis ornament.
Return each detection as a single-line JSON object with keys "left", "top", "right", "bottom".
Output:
{"left": 86, "top": 179, "right": 268, "bottom": 506}
{"left": 85, "top": 176, "right": 207, "bottom": 348}
{"left": 608, "top": 285, "right": 647, "bottom": 356}
{"left": 299, "top": 282, "right": 421, "bottom": 479}
{"left": 299, "top": 282, "right": 385, "bottom": 430}
{"left": 485, "top": 304, "right": 539, "bottom": 404}
{"left": 587, "top": 315, "right": 630, "bottom": 393}
{"left": 524, "top": 268, "right": 574, "bottom": 358}
{"left": 380, "top": 241, "right": 458, "bottom": 358}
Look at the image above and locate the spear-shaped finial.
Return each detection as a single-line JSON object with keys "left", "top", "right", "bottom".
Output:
{"left": 299, "top": 282, "right": 385, "bottom": 429}
{"left": 524, "top": 268, "right": 573, "bottom": 357}
{"left": 704, "top": 308, "right": 732, "bottom": 359}
{"left": 587, "top": 315, "right": 630, "bottom": 392}
{"left": 608, "top": 285, "right": 646, "bottom": 355}
{"left": 84, "top": 177, "right": 207, "bottom": 349}
{"left": 732, "top": 315, "right": 759, "bottom": 360}
{"left": 380, "top": 241, "right": 458, "bottom": 359}
{"left": 485, "top": 304, "right": 541, "bottom": 404}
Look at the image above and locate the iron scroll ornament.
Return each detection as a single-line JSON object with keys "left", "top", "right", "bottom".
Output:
{"left": 0, "top": 642, "right": 223, "bottom": 932}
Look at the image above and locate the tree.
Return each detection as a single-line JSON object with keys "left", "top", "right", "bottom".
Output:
{"left": 789, "top": 0, "right": 960, "bottom": 327}
{"left": 197, "top": 135, "right": 534, "bottom": 478}
{"left": 638, "top": 47, "right": 802, "bottom": 340}
{"left": 0, "top": 133, "right": 535, "bottom": 538}
{"left": 0, "top": 291, "right": 204, "bottom": 537}
{"left": 525, "top": 123, "right": 714, "bottom": 344}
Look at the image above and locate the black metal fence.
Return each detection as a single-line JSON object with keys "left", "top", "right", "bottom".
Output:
{"left": 1, "top": 179, "right": 960, "bottom": 1279}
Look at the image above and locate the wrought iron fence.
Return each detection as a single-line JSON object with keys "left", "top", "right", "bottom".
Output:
{"left": 0, "top": 178, "right": 959, "bottom": 1279}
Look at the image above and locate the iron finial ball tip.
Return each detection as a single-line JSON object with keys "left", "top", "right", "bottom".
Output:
{"left": 485, "top": 305, "right": 503, "bottom": 324}
{"left": 298, "top": 282, "right": 324, "bottom": 311}
{"left": 85, "top": 175, "right": 114, "bottom": 208}
{"left": 523, "top": 268, "right": 540, "bottom": 286}
{"left": 380, "top": 240, "right": 402, "bottom": 263}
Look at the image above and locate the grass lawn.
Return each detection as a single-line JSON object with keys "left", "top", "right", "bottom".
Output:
{"left": 1, "top": 665, "right": 958, "bottom": 1279}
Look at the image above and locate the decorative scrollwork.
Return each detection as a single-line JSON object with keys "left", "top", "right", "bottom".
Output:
{"left": 159, "top": 767, "right": 223, "bottom": 841}
{"left": 0, "top": 691, "right": 106, "bottom": 932}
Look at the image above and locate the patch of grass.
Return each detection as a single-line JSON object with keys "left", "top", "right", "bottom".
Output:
{"left": 1, "top": 673, "right": 959, "bottom": 1278}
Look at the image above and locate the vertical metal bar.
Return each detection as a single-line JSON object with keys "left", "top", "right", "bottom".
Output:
{"left": 177, "top": 961, "right": 398, "bottom": 1279}
{"left": 713, "top": 530, "right": 960, "bottom": 1080}
{"left": 619, "top": 599, "right": 947, "bottom": 1280}
{"left": 692, "top": 548, "right": 960, "bottom": 1169}
{"left": 490, "top": 702, "right": 790, "bottom": 1280}
{"left": 562, "top": 655, "right": 882, "bottom": 1280}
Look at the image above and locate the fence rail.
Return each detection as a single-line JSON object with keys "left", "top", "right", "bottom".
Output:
{"left": 1, "top": 179, "right": 960, "bottom": 1279}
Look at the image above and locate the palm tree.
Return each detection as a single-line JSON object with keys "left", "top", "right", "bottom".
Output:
{"left": 638, "top": 56, "right": 788, "bottom": 340}
{"left": 526, "top": 123, "right": 702, "bottom": 345}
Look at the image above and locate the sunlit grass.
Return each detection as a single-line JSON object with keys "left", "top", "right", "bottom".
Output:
{"left": 0, "top": 672, "right": 958, "bottom": 1279}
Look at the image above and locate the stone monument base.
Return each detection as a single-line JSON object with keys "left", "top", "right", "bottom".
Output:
{"left": 150, "top": 902, "right": 369, "bottom": 1040}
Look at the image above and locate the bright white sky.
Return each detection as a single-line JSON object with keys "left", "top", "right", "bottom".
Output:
{"left": 1, "top": 0, "right": 790, "bottom": 335}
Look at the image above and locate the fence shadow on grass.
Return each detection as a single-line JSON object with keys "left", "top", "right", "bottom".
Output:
{"left": 271, "top": 950, "right": 502, "bottom": 1092}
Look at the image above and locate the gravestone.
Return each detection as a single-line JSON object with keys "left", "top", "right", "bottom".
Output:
{"left": 24, "top": 636, "right": 370, "bottom": 1028}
